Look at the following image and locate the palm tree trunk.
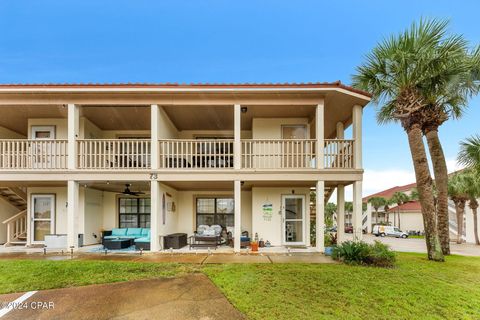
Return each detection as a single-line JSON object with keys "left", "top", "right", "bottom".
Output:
{"left": 455, "top": 204, "right": 462, "bottom": 244}
{"left": 469, "top": 200, "right": 480, "bottom": 245}
{"left": 406, "top": 123, "right": 444, "bottom": 261}
{"left": 424, "top": 127, "right": 450, "bottom": 254}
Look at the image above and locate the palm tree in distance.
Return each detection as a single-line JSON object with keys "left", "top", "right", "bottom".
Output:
{"left": 448, "top": 174, "right": 469, "bottom": 244}
{"left": 368, "top": 197, "right": 387, "bottom": 224}
{"left": 390, "top": 192, "right": 410, "bottom": 228}
{"left": 353, "top": 19, "right": 479, "bottom": 261}
{"left": 462, "top": 171, "right": 480, "bottom": 245}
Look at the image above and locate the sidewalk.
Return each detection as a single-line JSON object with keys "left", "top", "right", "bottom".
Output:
{"left": 0, "top": 251, "right": 336, "bottom": 264}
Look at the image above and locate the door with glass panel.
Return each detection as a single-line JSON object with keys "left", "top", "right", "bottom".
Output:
{"left": 31, "top": 126, "right": 55, "bottom": 168}
{"left": 281, "top": 125, "right": 308, "bottom": 168}
{"left": 31, "top": 194, "right": 55, "bottom": 243}
{"left": 282, "top": 195, "right": 306, "bottom": 245}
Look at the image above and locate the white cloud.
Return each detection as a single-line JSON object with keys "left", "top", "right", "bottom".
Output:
{"left": 445, "top": 158, "right": 464, "bottom": 173}
{"left": 362, "top": 168, "right": 416, "bottom": 197}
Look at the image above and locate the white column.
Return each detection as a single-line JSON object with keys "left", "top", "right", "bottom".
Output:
{"left": 316, "top": 180, "right": 325, "bottom": 252}
{"left": 352, "top": 181, "right": 363, "bottom": 240}
{"left": 337, "top": 184, "right": 345, "bottom": 243}
{"left": 234, "top": 104, "right": 241, "bottom": 170}
{"left": 366, "top": 202, "right": 373, "bottom": 234}
{"left": 316, "top": 100, "right": 325, "bottom": 169}
{"left": 150, "top": 180, "right": 160, "bottom": 251}
{"left": 336, "top": 121, "right": 344, "bottom": 139}
{"left": 234, "top": 180, "right": 242, "bottom": 252}
{"left": 67, "top": 104, "right": 79, "bottom": 170}
{"left": 67, "top": 180, "right": 79, "bottom": 249}
{"left": 352, "top": 104, "right": 363, "bottom": 169}
{"left": 151, "top": 104, "right": 160, "bottom": 170}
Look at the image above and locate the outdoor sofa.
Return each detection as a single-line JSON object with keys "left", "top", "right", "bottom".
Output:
{"left": 102, "top": 228, "right": 151, "bottom": 250}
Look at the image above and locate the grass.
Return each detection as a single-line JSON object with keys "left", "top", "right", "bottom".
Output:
{"left": 203, "top": 253, "right": 480, "bottom": 320}
{"left": 0, "top": 260, "right": 198, "bottom": 294}
{"left": 408, "top": 235, "right": 425, "bottom": 239}
{"left": 1, "top": 254, "right": 479, "bottom": 319}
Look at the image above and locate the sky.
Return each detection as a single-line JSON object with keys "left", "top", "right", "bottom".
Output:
{"left": 0, "top": 1, "right": 479, "bottom": 198}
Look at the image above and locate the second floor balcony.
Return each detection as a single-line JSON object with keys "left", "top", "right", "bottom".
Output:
{"left": 0, "top": 137, "right": 354, "bottom": 170}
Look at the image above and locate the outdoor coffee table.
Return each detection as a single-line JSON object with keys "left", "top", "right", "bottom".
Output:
{"left": 189, "top": 235, "right": 220, "bottom": 249}
{"left": 103, "top": 238, "right": 134, "bottom": 250}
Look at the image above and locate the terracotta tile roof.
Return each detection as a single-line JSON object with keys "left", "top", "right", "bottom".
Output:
{"left": 0, "top": 81, "right": 372, "bottom": 97}
{"left": 388, "top": 201, "right": 422, "bottom": 212}
{"left": 363, "top": 182, "right": 417, "bottom": 202}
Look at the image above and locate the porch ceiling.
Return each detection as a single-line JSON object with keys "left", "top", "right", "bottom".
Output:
{"left": 81, "top": 106, "right": 151, "bottom": 131}
{"left": 0, "top": 105, "right": 66, "bottom": 136}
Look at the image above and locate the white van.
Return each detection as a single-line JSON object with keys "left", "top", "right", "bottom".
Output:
{"left": 372, "top": 225, "right": 408, "bottom": 238}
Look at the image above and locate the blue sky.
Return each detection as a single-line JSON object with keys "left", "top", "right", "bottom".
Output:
{"left": 0, "top": 1, "right": 479, "bottom": 196}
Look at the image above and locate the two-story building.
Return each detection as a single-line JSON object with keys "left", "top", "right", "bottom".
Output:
{"left": 0, "top": 82, "right": 370, "bottom": 252}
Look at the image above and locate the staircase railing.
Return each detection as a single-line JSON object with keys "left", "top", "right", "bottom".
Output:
{"left": 2, "top": 210, "right": 27, "bottom": 245}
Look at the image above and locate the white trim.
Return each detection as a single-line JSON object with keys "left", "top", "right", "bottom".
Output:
{"left": 30, "top": 194, "right": 55, "bottom": 244}
{"left": 0, "top": 87, "right": 371, "bottom": 100}
{"left": 31, "top": 126, "right": 55, "bottom": 139}
{"left": 281, "top": 194, "right": 306, "bottom": 246}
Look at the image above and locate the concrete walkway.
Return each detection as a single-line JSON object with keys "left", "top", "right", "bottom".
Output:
{"left": 0, "top": 274, "right": 245, "bottom": 320}
{"left": 0, "top": 251, "right": 336, "bottom": 264}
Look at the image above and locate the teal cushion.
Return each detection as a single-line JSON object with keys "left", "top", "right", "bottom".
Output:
{"left": 134, "top": 237, "right": 150, "bottom": 243}
{"left": 141, "top": 229, "right": 150, "bottom": 237}
{"left": 111, "top": 228, "right": 126, "bottom": 236}
{"left": 104, "top": 235, "right": 119, "bottom": 240}
{"left": 117, "top": 236, "right": 136, "bottom": 239}
{"left": 126, "top": 228, "right": 142, "bottom": 236}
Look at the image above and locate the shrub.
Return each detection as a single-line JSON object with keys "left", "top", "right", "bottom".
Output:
{"left": 324, "top": 232, "right": 337, "bottom": 247}
{"left": 366, "top": 241, "right": 396, "bottom": 267}
{"left": 332, "top": 240, "right": 396, "bottom": 267}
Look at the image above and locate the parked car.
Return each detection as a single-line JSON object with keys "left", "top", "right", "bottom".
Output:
{"left": 372, "top": 225, "right": 408, "bottom": 238}
{"left": 326, "top": 226, "right": 337, "bottom": 233}
{"left": 344, "top": 226, "right": 367, "bottom": 234}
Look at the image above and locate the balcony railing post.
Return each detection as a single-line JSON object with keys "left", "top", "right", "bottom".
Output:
{"left": 316, "top": 100, "right": 325, "bottom": 169}
{"left": 234, "top": 104, "right": 241, "bottom": 170}
{"left": 67, "top": 104, "right": 79, "bottom": 170}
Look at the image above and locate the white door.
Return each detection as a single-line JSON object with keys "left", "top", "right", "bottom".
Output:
{"left": 31, "top": 194, "right": 55, "bottom": 243}
{"left": 282, "top": 195, "right": 306, "bottom": 245}
{"left": 31, "top": 126, "right": 56, "bottom": 168}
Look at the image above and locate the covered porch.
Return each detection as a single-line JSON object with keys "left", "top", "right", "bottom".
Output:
{"left": 1, "top": 177, "right": 364, "bottom": 254}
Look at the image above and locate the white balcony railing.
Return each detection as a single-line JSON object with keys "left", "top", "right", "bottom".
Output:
{"left": 324, "top": 139, "right": 354, "bottom": 169}
{"left": 159, "top": 139, "right": 234, "bottom": 169}
{"left": 242, "top": 139, "right": 316, "bottom": 169}
{"left": 77, "top": 139, "right": 151, "bottom": 169}
{"left": 0, "top": 139, "right": 68, "bottom": 169}
{"left": 0, "top": 138, "right": 355, "bottom": 170}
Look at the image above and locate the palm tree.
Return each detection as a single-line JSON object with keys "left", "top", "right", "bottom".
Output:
{"left": 462, "top": 170, "right": 480, "bottom": 245}
{"left": 420, "top": 45, "right": 480, "bottom": 255}
{"left": 325, "top": 202, "right": 337, "bottom": 228}
{"left": 390, "top": 192, "right": 410, "bottom": 228}
{"left": 368, "top": 196, "right": 387, "bottom": 224}
{"left": 352, "top": 19, "right": 475, "bottom": 261}
{"left": 458, "top": 134, "right": 480, "bottom": 170}
{"left": 448, "top": 173, "right": 469, "bottom": 244}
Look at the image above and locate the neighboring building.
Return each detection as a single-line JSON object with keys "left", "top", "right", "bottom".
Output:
{"left": 363, "top": 183, "right": 418, "bottom": 233}
{"left": 0, "top": 82, "right": 370, "bottom": 252}
{"left": 363, "top": 182, "right": 480, "bottom": 244}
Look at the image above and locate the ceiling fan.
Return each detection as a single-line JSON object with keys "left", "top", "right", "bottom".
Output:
{"left": 121, "top": 184, "right": 145, "bottom": 196}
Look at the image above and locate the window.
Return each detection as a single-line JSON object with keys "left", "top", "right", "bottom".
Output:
{"left": 196, "top": 197, "right": 234, "bottom": 228}
{"left": 119, "top": 198, "right": 151, "bottom": 228}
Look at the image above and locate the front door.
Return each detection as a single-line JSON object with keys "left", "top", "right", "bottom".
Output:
{"left": 31, "top": 194, "right": 55, "bottom": 243}
{"left": 282, "top": 195, "right": 306, "bottom": 245}
{"left": 31, "top": 126, "right": 56, "bottom": 168}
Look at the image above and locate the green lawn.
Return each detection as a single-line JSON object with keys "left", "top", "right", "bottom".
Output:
{"left": 203, "top": 253, "right": 480, "bottom": 320}
{"left": 0, "top": 260, "right": 197, "bottom": 294}
{"left": 1, "top": 254, "right": 479, "bottom": 320}
{"left": 408, "top": 235, "right": 425, "bottom": 239}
